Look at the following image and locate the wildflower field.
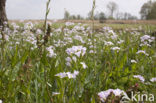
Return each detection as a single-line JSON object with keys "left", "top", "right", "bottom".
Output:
{"left": 0, "top": 21, "right": 156, "bottom": 103}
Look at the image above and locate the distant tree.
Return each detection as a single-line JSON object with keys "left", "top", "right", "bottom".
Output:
{"left": 87, "top": 11, "right": 99, "bottom": 20}
{"left": 116, "top": 12, "right": 124, "bottom": 20}
{"left": 140, "top": 1, "right": 156, "bottom": 20}
{"left": 77, "top": 15, "right": 81, "bottom": 20}
{"left": 123, "top": 12, "right": 129, "bottom": 20}
{"left": 99, "top": 12, "right": 106, "bottom": 23}
{"left": 116, "top": 12, "right": 137, "bottom": 20}
{"left": 0, "top": 0, "right": 8, "bottom": 27}
{"left": 94, "top": 12, "right": 100, "bottom": 20}
{"left": 64, "top": 12, "right": 84, "bottom": 20}
{"left": 146, "top": 2, "right": 156, "bottom": 19}
{"left": 140, "top": 1, "right": 152, "bottom": 20}
{"left": 72, "top": 15, "right": 76, "bottom": 20}
{"left": 87, "top": 11, "right": 92, "bottom": 20}
{"left": 76, "top": 15, "right": 84, "bottom": 20}
{"left": 123, "top": 12, "right": 138, "bottom": 20}
{"left": 107, "top": 2, "right": 118, "bottom": 19}
{"left": 69, "top": 15, "right": 76, "bottom": 20}
{"left": 64, "top": 10, "right": 70, "bottom": 20}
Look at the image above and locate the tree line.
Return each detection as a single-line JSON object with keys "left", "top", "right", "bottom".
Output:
{"left": 63, "top": 1, "right": 138, "bottom": 22}
{"left": 140, "top": 0, "right": 156, "bottom": 20}
{"left": 0, "top": 0, "right": 156, "bottom": 27}
{"left": 64, "top": 1, "right": 156, "bottom": 22}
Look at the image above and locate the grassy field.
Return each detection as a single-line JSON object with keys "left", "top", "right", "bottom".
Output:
{"left": 0, "top": 21, "right": 156, "bottom": 103}
{"left": 51, "top": 21, "right": 156, "bottom": 32}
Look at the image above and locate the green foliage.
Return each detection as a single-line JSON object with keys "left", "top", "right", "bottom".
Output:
{"left": 147, "top": 2, "right": 156, "bottom": 20}
{"left": 64, "top": 10, "right": 70, "bottom": 20}
{"left": 0, "top": 22, "right": 155, "bottom": 103}
{"left": 140, "top": 1, "right": 156, "bottom": 20}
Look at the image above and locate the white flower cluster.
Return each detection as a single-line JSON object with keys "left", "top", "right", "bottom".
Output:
{"left": 54, "top": 40, "right": 68, "bottom": 47}
{"left": 104, "top": 41, "right": 114, "bottom": 46}
{"left": 73, "top": 25, "right": 85, "bottom": 31}
{"left": 136, "top": 50, "right": 149, "bottom": 56}
{"left": 111, "top": 47, "right": 120, "bottom": 52}
{"left": 65, "top": 22, "right": 75, "bottom": 26}
{"left": 117, "top": 40, "right": 124, "bottom": 44}
{"left": 24, "top": 22, "right": 34, "bottom": 30}
{"left": 0, "top": 100, "right": 2, "bottom": 103}
{"left": 133, "top": 75, "right": 145, "bottom": 83}
{"left": 107, "top": 30, "right": 118, "bottom": 40}
{"left": 74, "top": 35, "right": 85, "bottom": 43}
{"left": 26, "top": 34, "right": 37, "bottom": 44}
{"left": 65, "top": 56, "right": 77, "bottom": 66}
{"left": 150, "top": 77, "right": 156, "bottom": 82}
{"left": 98, "top": 89, "right": 127, "bottom": 102}
{"left": 66, "top": 46, "right": 87, "bottom": 57}
{"left": 140, "top": 35, "right": 155, "bottom": 47}
{"left": 55, "top": 70, "right": 79, "bottom": 79}
{"left": 52, "top": 92, "right": 60, "bottom": 96}
{"left": 80, "top": 62, "right": 88, "bottom": 69}
{"left": 103, "top": 27, "right": 112, "bottom": 31}
{"left": 46, "top": 46, "right": 56, "bottom": 58}
{"left": 102, "top": 27, "right": 119, "bottom": 40}
{"left": 36, "top": 29, "right": 43, "bottom": 35}
{"left": 131, "top": 60, "right": 137, "bottom": 63}
{"left": 133, "top": 75, "right": 156, "bottom": 83}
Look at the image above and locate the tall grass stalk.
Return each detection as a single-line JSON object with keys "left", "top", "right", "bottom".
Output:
{"left": 91, "top": 0, "right": 96, "bottom": 73}
{"left": 44, "top": 0, "right": 51, "bottom": 35}
{"left": 43, "top": 0, "right": 53, "bottom": 102}
{"left": 91, "top": 0, "right": 96, "bottom": 33}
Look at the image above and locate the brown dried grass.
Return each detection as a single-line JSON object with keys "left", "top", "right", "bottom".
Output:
{"left": 9, "top": 19, "right": 156, "bottom": 25}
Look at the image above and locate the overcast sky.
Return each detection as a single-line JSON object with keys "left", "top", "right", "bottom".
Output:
{"left": 6, "top": 0, "right": 151, "bottom": 20}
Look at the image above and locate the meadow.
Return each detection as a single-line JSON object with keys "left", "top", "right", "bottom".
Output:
{"left": 0, "top": 20, "right": 155, "bottom": 103}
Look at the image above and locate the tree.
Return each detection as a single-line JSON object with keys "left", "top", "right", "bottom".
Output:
{"left": 123, "top": 12, "right": 137, "bottom": 20}
{"left": 77, "top": 15, "right": 81, "bottom": 20}
{"left": 87, "top": 11, "right": 100, "bottom": 20}
{"left": 99, "top": 12, "right": 106, "bottom": 23}
{"left": 140, "top": 1, "right": 152, "bottom": 20}
{"left": 0, "top": 0, "right": 8, "bottom": 27}
{"left": 146, "top": 2, "right": 156, "bottom": 19}
{"left": 87, "top": 11, "right": 92, "bottom": 20}
{"left": 116, "top": 12, "right": 137, "bottom": 20}
{"left": 76, "top": 15, "right": 84, "bottom": 20}
{"left": 107, "top": 2, "right": 118, "bottom": 19}
{"left": 140, "top": 1, "right": 156, "bottom": 20}
{"left": 116, "top": 12, "right": 124, "bottom": 20}
{"left": 94, "top": 12, "right": 100, "bottom": 20}
{"left": 69, "top": 15, "right": 76, "bottom": 20}
{"left": 64, "top": 10, "right": 70, "bottom": 20}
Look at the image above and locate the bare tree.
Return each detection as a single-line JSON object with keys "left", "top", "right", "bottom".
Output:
{"left": 0, "top": 0, "right": 7, "bottom": 27}
{"left": 107, "top": 1, "right": 118, "bottom": 18}
{"left": 116, "top": 12, "right": 124, "bottom": 20}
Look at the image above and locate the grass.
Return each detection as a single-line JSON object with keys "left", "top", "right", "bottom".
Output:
{"left": 9, "top": 20, "right": 156, "bottom": 31}
{"left": 0, "top": 0, "right": 156, "bottom": 102}
{"left": 0, "top": 21, "right": 156, "bottom": 103}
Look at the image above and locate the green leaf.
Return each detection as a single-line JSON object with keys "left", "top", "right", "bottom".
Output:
{"left": 21, "top": 50, "right": 29, "bottom": 64}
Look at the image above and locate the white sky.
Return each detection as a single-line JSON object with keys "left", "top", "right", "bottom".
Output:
{"left": 6, "top": 0, "right": 151, "bottom": 20}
